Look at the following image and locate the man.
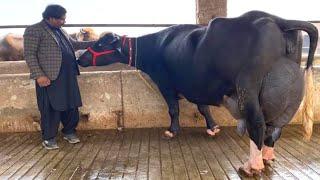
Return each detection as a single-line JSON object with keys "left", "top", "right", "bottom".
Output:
{"left": 24, "top": 4, "right": 95, "bottom": 150}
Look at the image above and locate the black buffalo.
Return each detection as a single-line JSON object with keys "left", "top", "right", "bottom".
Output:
{"left": 78, "top": 11, "right": 318, "bottom": 175}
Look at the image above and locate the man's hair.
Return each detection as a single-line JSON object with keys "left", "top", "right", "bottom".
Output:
{"left": 42, "top": 4, "right": 67, "bottom": 19}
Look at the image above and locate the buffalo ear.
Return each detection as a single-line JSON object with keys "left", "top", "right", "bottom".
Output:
{"left": 110, "top": 34, "right": 120, "bottom": 44}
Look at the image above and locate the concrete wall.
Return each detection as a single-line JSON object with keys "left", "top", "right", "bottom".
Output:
{"left": 0, "top": 61, "right": 319, "bottom": 132}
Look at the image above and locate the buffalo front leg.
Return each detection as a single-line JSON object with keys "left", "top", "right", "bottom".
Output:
{"left": 163, "top": 97, "right": 180, "bottom": 139}
{"left": 197, "top": 104, "right": 220, "bottom": 136}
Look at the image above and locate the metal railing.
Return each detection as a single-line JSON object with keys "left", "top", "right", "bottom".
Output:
{"left": 0, "top": 20, "right": 319, "bottom": 29}
{"left": 0, "top": 24, "right": 177, "bottom": 29}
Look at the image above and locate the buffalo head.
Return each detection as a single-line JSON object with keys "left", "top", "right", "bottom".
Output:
{"left": 77, "top": 33, "right": 126, "bottom": 67}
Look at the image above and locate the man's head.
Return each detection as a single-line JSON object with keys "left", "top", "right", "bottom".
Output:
{"left": 42, "top": 4, "right": 66, "bottom": 28}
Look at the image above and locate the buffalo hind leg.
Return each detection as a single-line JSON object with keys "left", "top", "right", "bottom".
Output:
{"left": 262, "top": 126, "right": 282, "bottom": 165}
{"left": 237, "top": 78, "right": 266, "bottom": 176}
{"left": 197, "top": 104, "right": 220, "bottom": 136}
{"left": 239, "top": 139, "right": 265, "bottom": 176}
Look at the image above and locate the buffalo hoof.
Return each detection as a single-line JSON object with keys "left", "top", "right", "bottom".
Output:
{"left": 206, "top": 126, "right": 220, "bottom": 137}
{"left": 238, "top": 167, "right": 262, "bottom": 177}
{"left": 162, "top": 130, "right": 177, "bottom": 139}
{"left": 263, "top": 159, "right": 275, "bottom": 166}
{"left": 262, "top": 146, "right": 275, "bottom": 163}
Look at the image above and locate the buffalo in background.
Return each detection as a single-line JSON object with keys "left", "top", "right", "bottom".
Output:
{"left": 0, "top": 33, "right": 24, "bottom": 61}
{"left": 69, "top": 27, "right": 99, "bottom": 41}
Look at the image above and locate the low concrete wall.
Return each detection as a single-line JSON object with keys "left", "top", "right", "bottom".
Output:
{"left": 0, "top": 61, "right": 319, "bottom": 132}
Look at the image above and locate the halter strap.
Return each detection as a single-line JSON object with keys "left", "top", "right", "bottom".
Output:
{"left": 128, "top": 38, "right": 133, "bottom": 66}
{"left": 87, "top": 47, "right": 115, "bottom": 66}
{"left": 121, "top": 36, "right": 133, "bottom": 66}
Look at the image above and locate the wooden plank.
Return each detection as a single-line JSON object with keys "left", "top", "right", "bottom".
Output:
{"left": 0, "top": 133, "right": 32, "bottom": 163}
{"left": 275, "top": 138, "right": 320, "bottom": 179}
{"left": 0, "top": 133, "right": 38, "bottom": 174}
{"left": 184, "top": 129, "right": 216, "bottom": 180}
{"left": 0, "top": 126, "right": 320, "bottom": 180}
{"left": 159, "top": 128, "right": 174, "bottom": 180}
{"left": 0, "top": 134, "right": 41, "bottom": 178}
{"left": 195, "top": 130, "right": 229, "bottom": 180}
{"left": 288, "top": 125, "right": 320, "bottom": 139}
{"left": 204, "top": 128, "right": 241, "bottom": 180}
{"left": 33, "top": 139, "right": 75, "bottom": 180}
{"left": 283, "top": 129, "right": 320, "bottom": 163}
{"left": 169, "top": 131, "right": 189, "bottom": 180}
{"left": 58, "top": 133, "right": 100, "bottom": 179}
{"left": 277, "top": 136, "right": 320, "bottom": 175}
{"left": 110, "top": 130, "right": 134, "bottom": 179}
{"left": 226, "top": 128, "right": 291, "bottom": 180}
{"left": 1, "top": 147, "right": 43, "bottom": 179}
{"left": 289, "top": 126, "right": 320, "bottom": 154}
{"left": 279, "top": 128, "right": 320, "bottom": 174}
{"left": 290, "top": 126, "right": 320, "bottom": 145}
{"left": 0, "top": 133, "right": 17, "bottom": 147}
{"left": 7, "top": 145, "right": 48, "bottom": 179}
{"left": 134, "top": 129, "right": 150, "bottom": 180}
{"left": 45, "top": 133, "right": 89, "bottom": 179}
{"left": 82, "top": 130, "right": 116, "bottom": 179}
{"left": 68, "top": 131, "right": 110, "bottom": 180}
{"left": 148, "top": 128, "right": 161, "bottom": 180}
{"left": 19, "top": 133, "right": 90, "bottom": 179}
{"left": 177, "top": 129, "right": 202, "bottom": 180}
{"left": 21, "top": 137, "right": 69, "bottom": 179}
{"left": 290, "top": 125, "right": 320, "bottom": 153}
{"left": 97, "top": 130, "right": 125, "bottom": 179}
{"left": 122, "top": 129, "right": 142, "bottom": 180}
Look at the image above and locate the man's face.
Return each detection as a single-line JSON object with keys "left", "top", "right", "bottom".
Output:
{"left": 48, "top": 15, "right": 66, "bottom": 28}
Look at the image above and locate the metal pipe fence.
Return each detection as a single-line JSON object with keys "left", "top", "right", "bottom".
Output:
{"left": 0, "top": 24, "right": 177, "bottom": 29}
{"left": 0, "top": 20, "right": 319, "bottom": 29}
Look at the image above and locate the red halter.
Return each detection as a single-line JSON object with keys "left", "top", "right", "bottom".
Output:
{"left": 87, "top": 47, "right": 115, "bottom": 66}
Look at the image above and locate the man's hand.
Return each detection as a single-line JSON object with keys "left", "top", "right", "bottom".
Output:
{"left": 36, "top": 76, "right": 51, "bottom": 87}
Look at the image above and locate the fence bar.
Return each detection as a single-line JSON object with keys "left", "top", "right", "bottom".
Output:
{"left": 0, "top": 24, "right": 179, "bottom": 29}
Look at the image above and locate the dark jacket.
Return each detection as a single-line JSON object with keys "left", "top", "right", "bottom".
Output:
{"left": 24, "top": 20, "right": 95, "bottom": 80}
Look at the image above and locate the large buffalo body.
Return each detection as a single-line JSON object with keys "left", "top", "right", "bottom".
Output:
{"left": 78, "top": 11, "right": 318, "bottom": 176}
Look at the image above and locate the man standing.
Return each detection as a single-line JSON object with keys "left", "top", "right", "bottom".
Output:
{"left": 24, "top": 4, "right": 95, "bottom": 149}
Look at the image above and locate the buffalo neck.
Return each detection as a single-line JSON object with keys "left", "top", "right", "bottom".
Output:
{"left": 132, "top": 35, "right": 160, "bottom": 75}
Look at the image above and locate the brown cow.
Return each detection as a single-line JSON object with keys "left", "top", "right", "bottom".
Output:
{"left": 0, "top": 33, "right": 24, "bottom": 61}
{"left": 70, "top": 28, "right": 99, "bottom": 58}
{"left": 70, "top": 27, "right": 99, "bottom": 41}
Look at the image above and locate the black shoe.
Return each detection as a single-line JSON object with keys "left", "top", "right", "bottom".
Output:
{"left": 42, "top": 139, "right": 59, "bottom": 150}
{"left": 63, "top": 133, "right": 80, "bottom": 144}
